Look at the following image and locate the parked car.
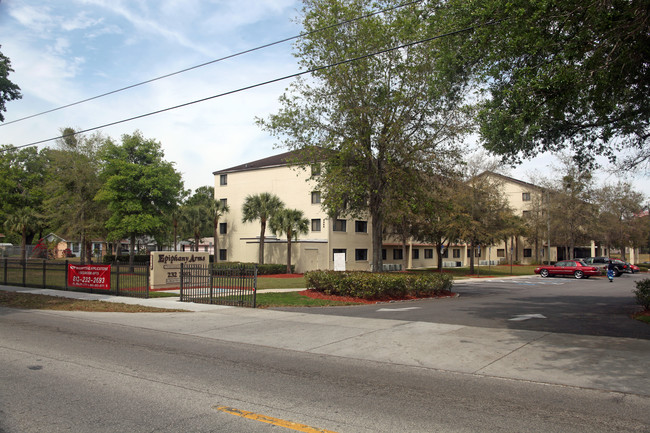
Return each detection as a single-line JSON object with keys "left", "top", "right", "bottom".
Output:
{"left": 627, "top": 263, "right": 640, "bottom": 273}
{"left": 581, "top": 257, "right": 628, "bottom": 277}
{"left": 534, "top": 260, "right": 601, "bottom": 279}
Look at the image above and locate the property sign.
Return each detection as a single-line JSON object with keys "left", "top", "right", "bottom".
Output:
{"left": 68, "top": 264, "right": 111, "bottom": 290}
{"left": 149, "top": 251, "right": 210, "bottom": 291}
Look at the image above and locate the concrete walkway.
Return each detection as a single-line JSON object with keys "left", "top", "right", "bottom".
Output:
{"left": 2, "top": 283, "right": 649, "bottom": 398}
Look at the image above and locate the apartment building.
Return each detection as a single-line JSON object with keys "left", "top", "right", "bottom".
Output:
{"left": 214, "top": 151, "right": 585, "bottom": 272}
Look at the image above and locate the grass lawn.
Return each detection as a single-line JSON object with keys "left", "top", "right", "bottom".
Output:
{"left": 255, "top": 291, "right": 362, "bottom": 308}
{"left": 0, "top": 290, "right": 187, "bottom": 312}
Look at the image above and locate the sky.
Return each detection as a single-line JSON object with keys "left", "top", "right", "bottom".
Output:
{"left": 0, "top": 0, "right": 648, "bottom": 198}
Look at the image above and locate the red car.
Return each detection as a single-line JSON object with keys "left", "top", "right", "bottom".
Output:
{"left": 534, "top": 260, "right": 601, "bottom": 279}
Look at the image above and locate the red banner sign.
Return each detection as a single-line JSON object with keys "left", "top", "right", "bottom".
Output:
{"left": 68, "top": 264, "right": 111, "bottom": 290}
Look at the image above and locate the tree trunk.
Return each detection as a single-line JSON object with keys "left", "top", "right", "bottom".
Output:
{"left": 259, "top": 219, "right": 266, "bottom": 264}
{"left": 469, "top": 242, "right": 475, "bottom": 274}
{"left": 129, "top": 233, "right": 136, "bottom": 271}
{"left": 286, "top": 231, "right": 292, "bottom": 274}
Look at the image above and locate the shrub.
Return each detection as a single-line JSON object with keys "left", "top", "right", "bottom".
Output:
{"left": 634, "top": 278, "right": 650, "bottom": 311}
{"left": 305, "top": 271, "right": 453, "bottom": 300}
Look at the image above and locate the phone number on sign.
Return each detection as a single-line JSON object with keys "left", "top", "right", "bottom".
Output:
{"left": 71, "top": 276, "right": 107, "bottom": 285}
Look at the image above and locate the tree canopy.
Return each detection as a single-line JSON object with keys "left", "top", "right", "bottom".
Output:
{"left": 0, "top": 46, "right": 21, "bottom": 122}
{"left": 96, "top": 131, "right": 184, "bottom": 263}
{"left": 442, "top": 0, "right": 650, "bottom": 170}
{"left": 260, "top": 0, "right": 470, "bottom": 271}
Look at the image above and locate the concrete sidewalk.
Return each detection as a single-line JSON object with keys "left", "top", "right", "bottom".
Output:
{"left": 2, "top": 283, "right": 649, "bottom": 397}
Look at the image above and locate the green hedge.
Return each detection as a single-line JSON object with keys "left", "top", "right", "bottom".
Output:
{"left": 304, "top": 270, "right": 453, "bottom": 300}
{"left": 212, "top": 262, "right": 294, "bottom": 275}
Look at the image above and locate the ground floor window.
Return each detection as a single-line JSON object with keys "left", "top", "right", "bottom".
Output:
{"left": 311, "top": 219, "right": 321, "bottom": 232}
{"left": 219, "top": 249, "right": 227, "bottom": 261}
{"left": 355, "top": 249, "right": 368, "bottom": 261}
{"left": 424, "top": 248, "right": 433, "bottom": 259}
{"left": 382, "top": 249, "right": 387, "bottom": 260}
{"left": 497, "top": 249, "right": 505, "bottom": 257}
{"left": 393, "top": 249, "right": 403, "bottom": 260}
{"left": 523, "top": 248, "right": 532, "bottom": 258}
{"left": 412, "top": 248, "right": 419, "bottom": 259}
{"left": 333, "top": 248, "right": 346, "bottom": 260}
{"left": 453, "top": 249, "right": 460, "bottom": 258}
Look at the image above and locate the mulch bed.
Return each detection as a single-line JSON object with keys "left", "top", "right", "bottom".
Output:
{"left": 298, "top": 289, "right": 457, "bottom": 304}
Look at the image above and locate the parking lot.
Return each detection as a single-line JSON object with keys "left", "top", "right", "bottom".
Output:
{"left": 273, "top": 273, "right": 650, "bottom": 339}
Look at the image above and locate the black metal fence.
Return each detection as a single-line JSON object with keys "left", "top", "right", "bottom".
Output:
{"left": 0, "top": 259, "right": 150, "bottom": 298}
{"left": 180, "top": 263, "right": 257, "bottom": 307}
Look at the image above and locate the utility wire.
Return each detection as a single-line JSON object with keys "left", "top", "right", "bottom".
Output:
{"left": 2, "top": 21, "right": 487, "bottom": 153}
{"left": 0, "top": 0, "right": 423, "bottom": 127}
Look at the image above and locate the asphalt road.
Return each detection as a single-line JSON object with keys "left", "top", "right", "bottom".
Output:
{"left": 273, "top": 272, "right": 650, "bottom": 339}
{"left": 1, "top": 309, "right": 648, "bottom": 432}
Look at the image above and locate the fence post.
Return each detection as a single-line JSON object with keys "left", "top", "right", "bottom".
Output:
{"left": 64, "top": 260, "right": 69, "bottom": 290}
{"left": 22, "top": 259, "right": 26, "bottom": 287}
{"left": 42, "top": 259, "right": 46, "bottom": 289}
{"left": 253, "top": 264, "right": 257, "bottom": 308}
{"left": 145, "top": 263, "right": 150, "bottom": 299}
{"left": 209, "top": 263, "right": 214, "bottom": 303}
{"left": 180, "top": 262, "right": 184, "bottom": 301}
{"left": 3, "top": 258, "right": 7, "bottom": 285}
{"left": 116, "top": 261, "right": 120, "bottom": 296}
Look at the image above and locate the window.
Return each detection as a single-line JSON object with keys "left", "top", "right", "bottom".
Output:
{"left": 453, "top": 249, "right": 460, "bottom": 258}
{"left": 412, "top": 248, "right": 419, "bottom": 259}
{"left": 219, "top": 249, "right": 227, "bottom": 261}
{"left": 355, "top": 220, "right": 368, "bottom": 233}
{"left": 333, "top": 219, "right": 346, "bottom": 232}
{"left": 311, "top": 191, "right": 321, "bottom": 204}
{"left": 333, "top": 249, "right": 346, "bottom": 260}
{"left": 523, "top": 248, "right": 532, "bottom": 257}
{"left": 311, "top": 219, "right": 321, "bottom": 232}
{"left": 355, "top": 249, "right": 368, "bottom": 261}
{"left": 522, "top": 210, "right": 531, "bottom": 218}
{"left": 497, "top": 248, "right": 505, "bottom": 257}
{"left": 311, "top": 164, "right": 321, "bottom": 176}
{"left": 522, "top": 192, "right": 531, "bottom": 201}
{"left": 382, "top": 249, "right": 387, "bottom": 260}
{"left": 442, "top": 248, "right": 448, "bottom": 258}
{"left": 220, "top": 198, "right": 227, "bottom": 207}
{"left": 393, "top": 249, "right": 403, "bottom": 260}
{"left": 467, "top": 248, "right": 481, "bottom": 257}
{"left": 220, "top": 174, "right": 227, "bottom": 186}
{"left": 219, "top": 222, "right": 227, "bottom": 234}
{"left": 424, "top": 249, "right": 433, "bottom": 259}
{"left": 72, "top": 243, "right": 79, "bottom": 253}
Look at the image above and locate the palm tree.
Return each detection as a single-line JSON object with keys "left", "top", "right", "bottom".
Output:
{"left": 4, "top": 207, "right": 39, "bottom": 261}
{"left": 241, "top": 193, "right": 284, "bottom": 264}
{"left": 208, "top": 199, "right": 230, "bottom": 262}
{"left": 269, "top": 208, "right": 309, "bottom": 274}
{"left": 181, "top": 205, "right": 210, "bottom": 252}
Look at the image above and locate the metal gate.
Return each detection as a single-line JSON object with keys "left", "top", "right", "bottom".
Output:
{"left": 179, "top": 263, "right": 257, "bottom": 307}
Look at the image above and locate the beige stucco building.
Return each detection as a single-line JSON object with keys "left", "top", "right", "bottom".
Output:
{"left": 213, "top": 151, "right": 620, "bottom": 272}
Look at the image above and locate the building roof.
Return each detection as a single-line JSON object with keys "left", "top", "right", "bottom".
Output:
{"left": 477, "top": 170, "right": 544, "bottom": 191}
{"left": 213, "top": 148, "right": 329, "bottom": 175}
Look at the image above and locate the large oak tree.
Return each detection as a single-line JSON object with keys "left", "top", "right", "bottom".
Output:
{"left": 260, "top": 0, "right": 470, "bottom": 271}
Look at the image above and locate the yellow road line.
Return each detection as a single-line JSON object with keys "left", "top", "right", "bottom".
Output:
{"left": 214, "top": 406, "right": 338, "bottom": 433}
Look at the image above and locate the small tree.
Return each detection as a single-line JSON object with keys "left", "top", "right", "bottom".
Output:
{"left": 4, "top": 207, "right": 40, "bottom": 261}
{"left": 269, "top": 208, "right": 310, "bottom": 274}
{"left": 241, "top": 193, "right": 284, "bottom": 264}
{"left": 181, "top": 205, "right": 210, "bottom": 252}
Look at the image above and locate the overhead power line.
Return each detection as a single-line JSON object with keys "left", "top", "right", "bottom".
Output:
{"left": 2, "top": 21, "right": 486, "bottom": 153}
{"left": 0, "top": 0, "right": 423, "bottom": 127}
